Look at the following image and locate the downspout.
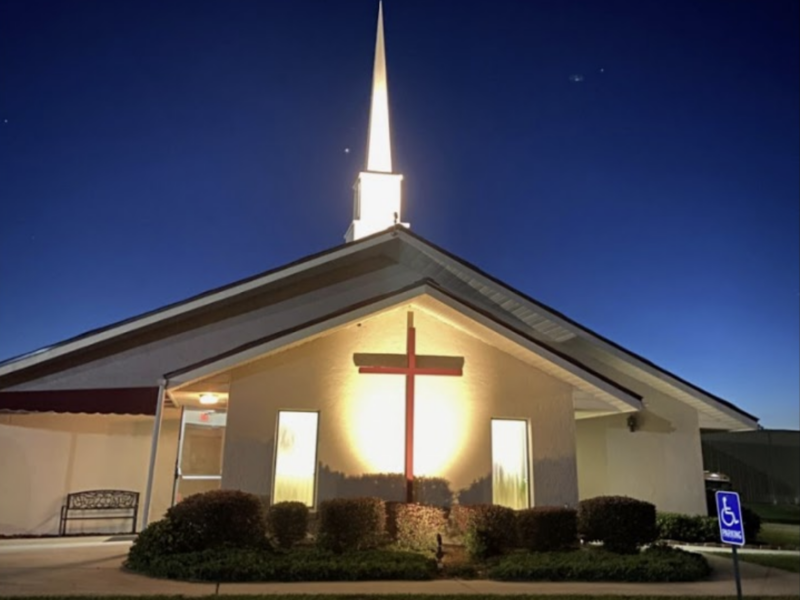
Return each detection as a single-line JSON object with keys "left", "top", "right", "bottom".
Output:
{"left": 140, "top": 379, "right": 167, "bottom": 531}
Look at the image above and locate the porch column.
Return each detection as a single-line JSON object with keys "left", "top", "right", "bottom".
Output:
{"left": 141, "top": 381, "right": 166, "bottom": 530}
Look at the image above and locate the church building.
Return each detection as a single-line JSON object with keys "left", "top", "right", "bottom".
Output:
{"left": 0, "top": 5, "right": 758, "bottom": 536}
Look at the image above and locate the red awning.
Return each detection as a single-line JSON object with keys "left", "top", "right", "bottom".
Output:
{"left": 0, "top": 387, "right": 160, "bottom": 415}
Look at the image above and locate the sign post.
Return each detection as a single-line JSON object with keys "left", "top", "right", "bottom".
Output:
{"left": 715, "top": 490, "right": 745, "bottom": 600}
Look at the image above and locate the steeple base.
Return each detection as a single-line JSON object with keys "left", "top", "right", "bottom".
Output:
{"left": 344, "top": 171, "right": 407, "bottom": 242}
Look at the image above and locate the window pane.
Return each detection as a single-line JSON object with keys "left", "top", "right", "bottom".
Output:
{"left": 491, "top": 419, "right": 530, "bottom": 509}
{"left": 274, "top": 411, "right": 319, "bottom": 506}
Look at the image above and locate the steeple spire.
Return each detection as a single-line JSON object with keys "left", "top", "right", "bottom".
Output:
{"left": 366, "top": 2, "right": 392, "bottom": 173}
{"left": 345, "top": 2, "right": 408, "bottom": 242}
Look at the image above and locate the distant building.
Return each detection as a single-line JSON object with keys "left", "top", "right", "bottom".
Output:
{"left": 702, "top": 429, "right": 800, "bottom": 506}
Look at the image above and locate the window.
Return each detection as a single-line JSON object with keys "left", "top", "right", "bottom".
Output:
{"left": 491, "top": 419, "right": 530, "bottom": 509}
{"left": 273, "top": 411, "right": 320, "bottom": 506}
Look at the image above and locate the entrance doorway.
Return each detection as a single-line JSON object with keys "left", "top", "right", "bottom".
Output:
{"left": 173, "top": 408, "right": 227, "bottom": 503}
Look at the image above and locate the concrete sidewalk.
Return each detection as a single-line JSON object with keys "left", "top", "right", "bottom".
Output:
{"left": 0, "top": 539, "right": 797, "bottom": 597}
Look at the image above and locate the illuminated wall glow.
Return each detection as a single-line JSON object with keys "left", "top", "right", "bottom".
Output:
{"left": 491, "top": 419, "right": 530, "bottom": 509}
{"left": 222, "top": 300, "right": 582, "bottom": 507}
{"left": 273, "top": 411, "right": 319, "bottom": 506}
{"left": 414, "top": 376, "right": 471, "bottom": 476}
{"left": 342, "top": 375, "right": 472, "bottom": 476}
{"left": 345, "top": 375, "right": 405, "bottom": 473}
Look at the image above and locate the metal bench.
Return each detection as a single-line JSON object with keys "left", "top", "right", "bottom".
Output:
{"left": 59, "top": 490, "right": 139, "bottom": 536}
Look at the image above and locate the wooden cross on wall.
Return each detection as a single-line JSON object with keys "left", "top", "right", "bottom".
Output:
{"left": 353, "top": 311, "right": 464, "bottom": 503}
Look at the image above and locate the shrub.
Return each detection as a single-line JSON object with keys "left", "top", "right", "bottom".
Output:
{"left": 267, "top": 501, "right": 309, "bottom": 549}
{"left": 578, "top": 496, "right": 656, "bottom": 554}
{"left": 488, "top": 545, "right": 711, "bottom": 582}
{"left": 318, "top": 497, "right": 386, "bottom": 552}
{"left": 386, "top": 502, "right": 447, "bottom": 552}
{"left": 742, "top": 506, "right": 762, "bottom": 543}
{"left": 131, "top": 546, "right": 437, "bottom": 582}
{"left": 127, "top": 519, "right": 188, "bottom": 570}
{"left": 165, "top": 489, "right": 267, "bottom": 551}
{"left": 656, "top": 512, "right": 718, "bottom": 543}
{"left": 657, "top": 508, "right": 761, "bottom": 545}
{"left": 452, "top": 504, "right": 517, "bottom": 559}
{"left": 517, "top": 506, "right": 578, "bottom": 552}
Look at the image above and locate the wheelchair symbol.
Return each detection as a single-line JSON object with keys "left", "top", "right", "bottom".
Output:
{"left": 720, "top": 497, "right": 740, "bottom": 528}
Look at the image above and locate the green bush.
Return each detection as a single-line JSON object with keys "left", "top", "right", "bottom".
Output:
{"left": 517, "top": 506, "right": 577, "bottom": 552}
{"left": 267, "top": 501, "right": 309, "bottom": 549}
{"left": 386, "top": 502, "right": 447, "bottom": 552}
{"left": 742, "top": 506, "right": 762, "bottom": 542}
{"left": 656, "top": 512, "right": 718, "bottom": 543}
{"left": 318, "top": 497, "right": 386, "bottom": 552}
{"left": 132, "top": 546, "right": 437, "bottom": 582}
{"left": 657, "top": 508, "right": 761, "bottom": 545}
{"left": 578, "top": 496, "right": 656, "bottom": 554}
{"left": 127, "top": 519, "right": 188, "bottom": 569}
{"left": 488, "top": 545, "right": 711, "bottom": 582}
{"left": 127, "top": 490, "right": 268, "bottom": 571}
{"left": 165, "top": 489, "right": 267, "bottom": 551}
{"left": 452, "top": 504, "right": 517, "bottom": 559}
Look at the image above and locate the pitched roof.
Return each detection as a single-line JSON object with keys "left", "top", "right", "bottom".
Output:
{"left": 164, "top": 278, "right": 643, "bottom": 415}
{"left": 0, "top": 226, "right": 758, "bottom": 429}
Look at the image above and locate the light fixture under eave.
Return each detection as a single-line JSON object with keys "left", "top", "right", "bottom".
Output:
{"left": 199, "top": 393, "right": 219, "bottom": 406}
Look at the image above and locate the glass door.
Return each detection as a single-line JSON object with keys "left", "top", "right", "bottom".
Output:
{"left": 173, "top": 408, "right": 227, "bottom": 504}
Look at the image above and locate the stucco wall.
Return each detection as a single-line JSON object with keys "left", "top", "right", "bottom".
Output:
{"left": 0, "top": 410, "right": 178, "bottom": 535}
{"left": 575, "top": 384, "right": 706, "bottom": 515}
{"left": 221, "top": 302, "right": 579, "bottom": 508}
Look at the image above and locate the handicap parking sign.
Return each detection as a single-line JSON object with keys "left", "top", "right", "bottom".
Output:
{"left": 716, "top": 491, "right": 745, "bottom": 546}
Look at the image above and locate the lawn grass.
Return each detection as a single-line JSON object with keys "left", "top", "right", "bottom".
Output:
{"left": 731, "top": 552, "right": 800, "bottom": 573}
{"left": 750, "top": 503, "right": 800, "bottom": 525}
{"left": 488, "top": 546, "right": 710, "bottom": 582}
{"left": 758, "top": 523, "right": 800, "bottom": 549}
{"left": 6, "top": 594, "right": 797, "bottom": 600}
{"left": 5, "top": 596, "right": 800, "bottom": 600}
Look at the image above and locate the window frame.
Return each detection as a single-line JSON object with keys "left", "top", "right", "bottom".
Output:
{"left": 271, "top": 409, "right": 321, "bottom": 509}
{"left": 490, "top": 417, "right": 532, "bottom": 510}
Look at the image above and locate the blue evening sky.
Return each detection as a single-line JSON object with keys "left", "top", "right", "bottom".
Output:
{"left": 0, "top": 0, "right": 797, "bottom": 428}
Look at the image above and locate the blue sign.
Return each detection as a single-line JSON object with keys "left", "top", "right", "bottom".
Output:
{"left": 716, "top": 491, "right": 745, "bottom": 546}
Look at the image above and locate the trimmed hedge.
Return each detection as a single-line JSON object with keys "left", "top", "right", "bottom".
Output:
{"left": 318, "top": 497, "right": 386, "bottom": 552}
{"left": 657, "top": 508, "right": 762, "bottom": 545}
{"left": 578, "top": 496, "right": 656, "bottom": 554}
{"left": 127, "top": 519, "right": 186, "bottom": 569}
{"left": 132, "top": 546, "right": 437, "bottom": 582}
{"left": 386, "top": 502, "right": 447, "bottom": 551}
{"left": 449, "top": 504, "right": 517, "bottom": 559}
{"left": 127, "top": 490, "right": 269, "bottom": 571}
{"left": 447, "top": 504, "right": 474, "bottom": 538}
{"left": 488, "top": 545, "right": 711, "bottom": 582}
{"left": 267, "top": 501, "right": 309, "bottom": 549}
{"left": 517, "top": 506, "right": 577, "bottom": 552}
{"left": 165, "top": 489, "right": 267, "bottom": 550}
{"left": 656, "top": 512, "right": 718, "bottom": 543}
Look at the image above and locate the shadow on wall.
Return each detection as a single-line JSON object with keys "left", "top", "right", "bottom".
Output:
{"left": 455, "top": 475, "right": 491, "bottom": 505}
{"left": 316, "top": 466, "right": 491, "bottom": 507}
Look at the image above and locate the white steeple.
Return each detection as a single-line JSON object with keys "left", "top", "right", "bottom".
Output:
{"left": 345, "top": 2, "right": 407, "bottom": 242}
